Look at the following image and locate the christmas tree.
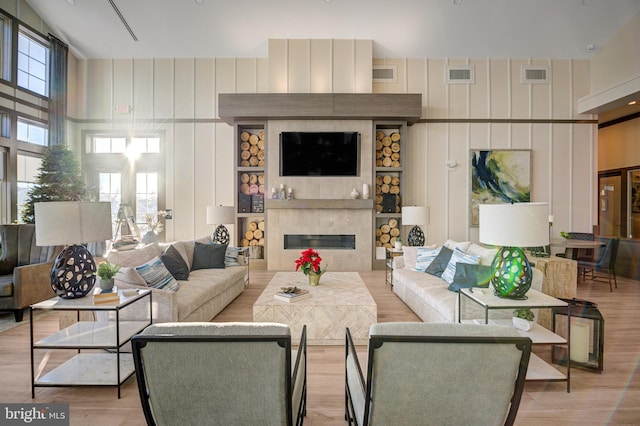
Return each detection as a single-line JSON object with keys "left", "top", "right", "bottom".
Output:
{"left": 21, "top": 145, "right": 86, "bottom": 224}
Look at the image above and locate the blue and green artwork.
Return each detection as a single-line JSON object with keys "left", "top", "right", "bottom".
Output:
{"left": 470, "top": 150, "right": 531, "bottom": 226}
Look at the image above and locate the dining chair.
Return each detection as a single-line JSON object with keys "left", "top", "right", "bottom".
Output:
{"left": 558, "top": 232, "right": 596, "bottom": 261}
{"left": 345, "top": 322, "right": 532, "bottom": 426}
{"left": 577, "top": 238, "right": 620, "bottom": 292}
{"left": 132, "top": 322, "right": 307, "bottom": 426}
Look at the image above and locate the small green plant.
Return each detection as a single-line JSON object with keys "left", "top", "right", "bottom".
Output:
{"left": 97, "top": 261, "right": 121, "bottom": 281}
{"left": 513, "top": 308, "right": 535, "bottom": 321}
{"left": 560, "top": 231, "right": 570, "bottom": 239}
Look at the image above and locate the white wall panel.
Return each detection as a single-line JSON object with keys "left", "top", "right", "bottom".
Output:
{"left": 310, "top": 39, "right": 331, "bottom": 93}
{"left": 194, "top": 122, "right": 215, "bottom": 239}
{"left": 215, "top": 59, "right": 236, "bottom": 117}
{"left": 133, "top": 59, "right": 154, "bottom": 120}
{"left": 552, "top": 59, "right": 571, "bottom": 119}
{"left": 172, "top": 123, "right": 195, "bottom": 240}
{"left": 236, "top": 58, "right": 258, "bottom": 94}
{"left": 470, "top": 59, "right": 489, "bottom": 119}
{"left": 531, "top": 59, "right": 551, "bottom": 119}
{"left": 427, "top": 59, "right": 447, "bottom": 119}
{"left": 511, "top": 59, "right": 529, "bottom": 119}
{"left": 113, "top": 59, "right": 133, "bottom": 117}
{"left": 551, "top": 124, "right": 572, "bottom": 234}
{"left": 288, "top": 39, "right": 310, "bottom": 93}
{"left": 195, "top": 59, "right": 215, "bottom": 118}
{"left": 426, "top": 123, "right": 448, "bottom": 244}
{"left": 269, "top": 39, "right": 287, "bottom": 93}
{"left": 332, "top": 40, "right": 354, "bottom": 93}
{"left": 571, "top": 124, "right": 595, "bottom": 232}
{"left": 86, "top": 59, "right": 112, "bottom": 120}
{"left": 174, "top": 59, "right": 195, "bottom": 120}
{"left": 354, "top": 40, "right": 373, "bottom": 93}
{"left": 256, "top": 58, "right": 270, "bottom": 93}
{"left": 407, "top": 59, "right": 427, "bottom": 117}
{"left": 490, "top": 59, "right": 509, "bottom": 118}
{"left": 153, "top": 59, "right": 174, "bottom": 119}
{"left": 448, "top": 123, "right": 470, "bottom": 241}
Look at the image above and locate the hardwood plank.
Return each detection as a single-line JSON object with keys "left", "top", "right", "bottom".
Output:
{"left": 1, "top": 271, "right": 638, "bottom": 425}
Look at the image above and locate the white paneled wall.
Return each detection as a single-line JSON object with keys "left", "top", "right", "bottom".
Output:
{"left": 73, "top": 40, "right": 597, "bottom": 248}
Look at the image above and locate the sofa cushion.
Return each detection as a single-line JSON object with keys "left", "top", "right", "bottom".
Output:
{"left": 443, "top": 239, "right": 472, "bottom": 252}
{"left": 0, "top": 276, "right": 13, "bottom": 297}
{"left": 161, "top": 245, "right": 190, "bottom": 280}
{"left": 413, "top": 247, "right": 441, "bottom": 272}
{"left": 441, "top": 248, "right": 481, "bottom": 284}
{"left": 425, "top": 246, "right": 453, "bottom": 277}
{"left": 466, "top": 243, "right": 499, "bottom": 266}
{"left": 447, "top": 263, "right": 492, "bottom": 292}
{"left": 115, "top": 267, "right": 148, "bottom": 287}
{"left": 401, "top": 245, "right": 437, "bottom": 270}
{"left": 136, "top": 256, "right": 180, "bottom": 291}
{"left": 107, "top": 242, "right": 163, "bottom": 268}
{"left": 192, "top": 242, "right": 228, "bottom": 271}
{"left": 225, "top": 247, "right": 244, "bottom": 267}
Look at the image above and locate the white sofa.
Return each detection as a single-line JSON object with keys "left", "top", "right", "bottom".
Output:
{"left": 392, "top": 240, "right": 543, "bottom": 323}
{"left": 107, "top": 238, "right": 248, "bottom": 323}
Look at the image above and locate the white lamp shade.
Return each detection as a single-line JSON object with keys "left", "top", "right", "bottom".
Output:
{"left": 479, "top": 202, "right": 549, "bottom": 247}
{"left": 206, "top": 205, "right": 235, "bottom": 225}
{"left": 35, "top": 201, "right": 113, "bottom": 246}
{"left": 402, "top": 206, "right": 429, "bottom": 226}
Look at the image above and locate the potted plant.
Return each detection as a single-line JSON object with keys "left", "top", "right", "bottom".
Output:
{"left": 512, "top": 308, "right": 535, "bottom": 332}
{"left": 294, "top": 248, "right": 326, "bottom": 286}
{"left": 394, "top": 237, "right": 403, "bottom": 250}
{"left": 97, "top": 261, "right": 121, "bottom": 292}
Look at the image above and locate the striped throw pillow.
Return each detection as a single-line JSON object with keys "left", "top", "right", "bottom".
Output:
{"left": 414, "top": 247, "right": 441, "bottom": 272}
{"left": 135, "top": 256, "right": 180, "bottom": 292}
{"left": 441, "top": 247, "right": 480, "bottom": 284}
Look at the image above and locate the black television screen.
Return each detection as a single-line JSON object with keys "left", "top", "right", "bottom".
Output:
{"left": 279, "top": 132, "right": 360, "bottom": 177}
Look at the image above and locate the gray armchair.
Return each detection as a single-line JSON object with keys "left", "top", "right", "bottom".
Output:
{"left": 345, "top": 322, "right": 532, "bottom": 426}
{"left": 132, "top": 322, "right": 307, "bottom": 426}
{"left": 0, "top": 224, "right": 62, "bottom": 321}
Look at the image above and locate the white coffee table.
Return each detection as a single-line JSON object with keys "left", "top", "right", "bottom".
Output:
{"left": 253, "top": 272, "right": 377, "bottom": 345}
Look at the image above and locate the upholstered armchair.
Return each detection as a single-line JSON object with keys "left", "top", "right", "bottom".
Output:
{"left": 132, "top": 322, "right": 307, "bottom": 426}
{"left": 0, "top": 224, "right": 62, "bottom": 321}
{"left": 345, "top": 322, "right": 532, "bottom": 426}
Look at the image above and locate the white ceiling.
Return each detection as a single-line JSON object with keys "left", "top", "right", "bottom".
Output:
{"left": 23, "top": 0, "right": 640, "bottom": 60}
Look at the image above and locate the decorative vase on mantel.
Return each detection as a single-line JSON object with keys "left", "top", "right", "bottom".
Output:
{"left": 307, "top": 270, "right": 325, "bottom": 286}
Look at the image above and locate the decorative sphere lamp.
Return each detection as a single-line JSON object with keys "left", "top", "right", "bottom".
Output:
{"left": 35, "top": 202, "right": 113, "bottom": 299}
{"left": 479, "top": 202, "right": 549, "bottom": 299}
{"left": 206, "top": 205, "right": 235, "bottom": 245}
{"left": 402, "top": 206, "right": 429, "bottom": 246}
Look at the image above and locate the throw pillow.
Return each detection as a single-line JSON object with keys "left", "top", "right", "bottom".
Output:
{"left": 447, "top": 263, "right": 493, "bottom": 292}
{"left": 441, "top": 247, "right": 481, "bottom": 284}
{"left": 425, "top": 246, "right": 453, "bottom": 277}
{"left": 413, "top": 247, "right": 441, "bottom": 272}
{"left": 107, "top": 242, "right": 163, "bottom": 268}
{"left": 466, "top": 243, "right": 499, "bottom": 266}
{"left": 225, "top": 246, "right": 244, "bottom": 267}
{"left": 135, "top": 256, "right": 180, "bottom": 291}
{"left": 114, "top": 267, "right": 148, "bottom": 287}
{"left": 161, "top": 245, "right": 190, "bottom": 280}
{"left": 192, "top": 242, "right": 228, "bottom": 271}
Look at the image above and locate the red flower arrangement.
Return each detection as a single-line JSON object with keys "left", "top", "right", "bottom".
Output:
{"left": 294, "top": 247, "right": 324, "bottom": 275}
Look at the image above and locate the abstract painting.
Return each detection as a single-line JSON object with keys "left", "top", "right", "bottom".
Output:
{"left": 470, "top": 149, "right": 531, "bottom": 226}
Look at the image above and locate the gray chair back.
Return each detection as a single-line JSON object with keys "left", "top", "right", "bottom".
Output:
{"left": 132, "top": 322, "right": 306, "bottom": 426}
{"left": 0, "top": 224, "right": 61, "bottom": 273}
{"left": 346, "top": 322, "right": 531, "bottom": 426}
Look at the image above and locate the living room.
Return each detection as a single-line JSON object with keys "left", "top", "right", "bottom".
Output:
{"left": 1, "top": 0, "right": 640, "bottom": 424}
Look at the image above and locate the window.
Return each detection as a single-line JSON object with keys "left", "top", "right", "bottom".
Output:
{"left": 17, "top": 27, "right": 48, "bottom": 96}
{"left": 16, "top": 154, "right": 41, "bottom": 222}
{"left": 94, "top": 137, "right": 126, "bottom": 153}
{"left": 99, "top": 172, "right": 122, "bottom": 225}
{"left": 0, "top": 13, "right": 12, "bottom": 81}
{"left": 17, "top": 118, "right": 48, "bottom": 145}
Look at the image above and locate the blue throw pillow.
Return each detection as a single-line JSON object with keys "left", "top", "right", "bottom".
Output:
{"left": 414, "top": 247, "right": 441, "bottom": 272}
{"left": 425, "top": 246, "right": 453, "bottom": 277}
{"left": 136, "top": 256, "right": 180, "bottom": 292}
{"left": 441, "top": 247, "right": 481, "bottom": 284}
{"left": 192, "top": 242, "right": 228, "bottom": 271}
{"left": 161, "top": 245, "right": 190, "bottom": 280}
{"left": 447, "top": 263, "right": 493, "bottom": 292}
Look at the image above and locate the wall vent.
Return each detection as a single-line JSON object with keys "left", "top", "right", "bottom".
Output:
{"left": 446, "top": 65, "right": 474, "bottom": 84}
{"left": 373, "top": 65, "right": 397, "bottom": 83}
{"left": 522, "top": 66, "right": 550, "bottom": 84}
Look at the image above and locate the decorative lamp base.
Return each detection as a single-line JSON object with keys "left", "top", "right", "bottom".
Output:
{"left": 407, "top": 225, "right": 425, "bottom": 246}
{"left": 50, "top": 245, "right": 97, "bottom": 299}
{"left": 212, "top": 225, "right": 230, "bottom": 245}
{"left": 490, "top": 246, "right": 532, "bottom": 299}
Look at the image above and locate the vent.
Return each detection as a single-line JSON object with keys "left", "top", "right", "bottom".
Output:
{"left": 446, "top": 66, "right": 474, "bottom": 84}
{"left": 522, "top": 66, "right": 549, "bottom": 84}
{"left": 373, "top": 65, "right": 397, "bottom": 83}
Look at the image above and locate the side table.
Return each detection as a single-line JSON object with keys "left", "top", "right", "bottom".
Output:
{"left": 385, "top": 247, "right": 403, "bottom": 287}
{"left": 30, "top": 288, "right": 152, "bottom": 398}
{"left": 458, "top": 287, "right": 571, "bottom": 392}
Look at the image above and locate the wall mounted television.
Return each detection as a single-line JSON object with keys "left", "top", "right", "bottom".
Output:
{"left": 279, "top": 131, "right": 360, "bottom": 177}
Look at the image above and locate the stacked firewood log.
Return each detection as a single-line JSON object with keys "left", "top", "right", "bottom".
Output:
{"left": 375, "top": 218, "right": 401, "bottom": 248}
{"left": 239, "top": 130, "right": 265, "bottom": 167}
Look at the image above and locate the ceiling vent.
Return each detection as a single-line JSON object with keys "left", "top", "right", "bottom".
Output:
{"left": 446, "top": 65, "right": 474, "bottom": 84}
{"left": 522, "top": 66, "right": 550, "bottom": 84}
{"left": 373, "top": 65, "right": 397, "bottom": 83}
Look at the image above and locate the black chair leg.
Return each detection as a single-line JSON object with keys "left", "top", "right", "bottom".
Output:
{"left": 14, "top": 309, "right": 24, "bottom": 322}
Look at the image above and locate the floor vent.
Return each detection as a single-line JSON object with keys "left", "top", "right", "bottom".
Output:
{"left": 446, "top": 65, "right": 474, "bottom": 84}
{"left": 373, "top": 65, "right": 397, "bottom": 83}
{"left": 522, "top": 66, "right": 550, "bottom": 84}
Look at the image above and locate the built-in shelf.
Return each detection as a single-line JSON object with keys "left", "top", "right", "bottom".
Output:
{"left": 265, "top": 199, "right": 374, "bottom": 209}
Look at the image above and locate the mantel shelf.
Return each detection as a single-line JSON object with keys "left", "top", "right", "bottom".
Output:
{"left": 265, "top": 199, "right": 374, "bottom": 210}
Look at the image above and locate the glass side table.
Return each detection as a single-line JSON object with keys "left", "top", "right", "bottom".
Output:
{"left": 385, "top": 247, "right": 403, "bottom": 288}
{"left": 30, "top": 288, "right": 152, "bottom": 398}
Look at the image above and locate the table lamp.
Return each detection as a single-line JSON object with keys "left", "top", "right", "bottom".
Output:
{"left": 479, "top": 202, "right": 549, "bottom": 299}
{"left": 402, "top": 206, "right": 429, "bottom": 246}
{"left": 206, "top": 205, "right": 234, "bottom": 244}
{"left": 35, "top": 201, "right": 113, "bottom": 299}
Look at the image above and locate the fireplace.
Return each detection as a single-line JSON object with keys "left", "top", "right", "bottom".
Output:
{"left": 284, "top": 234, "right": 356, "bottom": 250}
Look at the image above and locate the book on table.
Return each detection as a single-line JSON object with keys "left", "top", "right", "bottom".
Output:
{"left": 274, "top": 289, "right": 311, "bottom": 302}
{"left": 93, "top": 291, "right": 120, "bottom": 305}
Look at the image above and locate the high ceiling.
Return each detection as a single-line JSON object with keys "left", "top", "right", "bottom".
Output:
{"left": 24, "top": 0, "right": 640, "bottom": 60}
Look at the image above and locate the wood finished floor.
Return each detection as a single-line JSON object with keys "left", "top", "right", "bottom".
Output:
{"left": 1, "top": 270, "right": 639, "bottom": 425}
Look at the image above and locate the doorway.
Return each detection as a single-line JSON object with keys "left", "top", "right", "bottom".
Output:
{"left": 629, "top": 169, "right": 640, "bottom": 239}
{"left": 599, "top": 175, "right": 622, "bottom": 237}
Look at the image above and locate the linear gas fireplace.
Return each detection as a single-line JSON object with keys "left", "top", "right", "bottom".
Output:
{"left": 284, "top": 234, "right": 356, "bottom": 250}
